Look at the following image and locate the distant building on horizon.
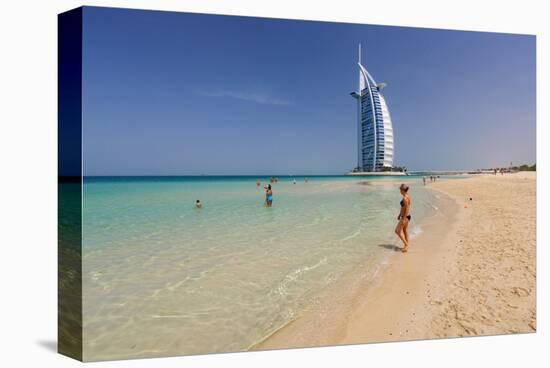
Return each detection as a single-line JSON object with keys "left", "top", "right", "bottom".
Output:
{"left": 350, "top": 44, "right": 394, "bottom": 172}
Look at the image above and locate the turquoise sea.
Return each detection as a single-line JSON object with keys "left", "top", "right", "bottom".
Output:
{"left": 79, "top": 175, "right": 453, "bottom": 360}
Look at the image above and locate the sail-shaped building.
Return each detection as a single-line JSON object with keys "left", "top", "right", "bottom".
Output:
{"left": 350, "top": 45, "right": 394, "bottom": 172}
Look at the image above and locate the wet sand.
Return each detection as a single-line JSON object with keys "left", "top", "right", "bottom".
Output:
{"left": 255, "top": 172, "right": 536, "bottom": 349}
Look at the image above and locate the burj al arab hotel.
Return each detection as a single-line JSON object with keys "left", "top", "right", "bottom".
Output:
{"left": 350, "top": 44, "right": 395, "bottom": 173}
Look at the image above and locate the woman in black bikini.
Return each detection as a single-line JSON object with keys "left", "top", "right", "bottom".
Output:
{"left": 395, "top": 184, "right": 411, "bottom": 252}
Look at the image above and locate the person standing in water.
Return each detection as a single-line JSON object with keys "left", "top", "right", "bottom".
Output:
{"left": 395, "top": 184, "right": 411, "bottom": 252}
{"left": 265, "top": 184, "right": 273, "bottom": 207}
{"left": 195, "top": 199, "right": 202, "bottom": 209}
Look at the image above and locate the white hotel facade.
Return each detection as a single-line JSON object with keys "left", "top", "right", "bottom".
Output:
{"left": 350, "top": 45, "right": 394, "bottom": 172}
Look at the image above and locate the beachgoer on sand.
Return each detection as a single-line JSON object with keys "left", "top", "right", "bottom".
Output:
{"left": 395, "top": 184, "right": 411, "bottom": 253}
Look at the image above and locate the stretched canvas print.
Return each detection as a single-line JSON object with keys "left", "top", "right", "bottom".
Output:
{"left": 58, "top": 6, "right": 536, "bottom": 362}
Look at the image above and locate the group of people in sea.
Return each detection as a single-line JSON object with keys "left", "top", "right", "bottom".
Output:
{"left": 195, "top": 177, "right": 412, "bottom": 253}
{"left": 422, "top": 175, "right": 440, "bottom": 185}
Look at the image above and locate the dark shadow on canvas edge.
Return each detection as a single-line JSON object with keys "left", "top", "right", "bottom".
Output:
{"left": 36, "top": 340, "right": 57, "bottom": 353}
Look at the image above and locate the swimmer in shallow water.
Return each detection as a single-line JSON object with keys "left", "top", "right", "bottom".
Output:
{"left": 265, "top": 184, "right": 273, "bottom": 207}
{"left": 195, "top": 199, "right": 202, "bottom": 209}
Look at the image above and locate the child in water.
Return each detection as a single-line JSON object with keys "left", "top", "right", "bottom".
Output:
{"left": 195, "top": 199, "right": 202, "bottom": 209}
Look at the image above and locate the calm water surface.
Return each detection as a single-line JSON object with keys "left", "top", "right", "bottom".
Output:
{"left": 81, "top": 176, "right": 449, "bottom": 360}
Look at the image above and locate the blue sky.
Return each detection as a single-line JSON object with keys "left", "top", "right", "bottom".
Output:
{"left": 82, "top": 6, "right": 536, "bottom": 175}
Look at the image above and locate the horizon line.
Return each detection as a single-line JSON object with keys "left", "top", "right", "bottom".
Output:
{"left": 63, "top": 168, "right": 526, "bottom": 178}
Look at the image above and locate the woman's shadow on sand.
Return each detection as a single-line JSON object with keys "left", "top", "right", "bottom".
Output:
{"left": 378, "top": 243, "right": 403, "bottom": 252}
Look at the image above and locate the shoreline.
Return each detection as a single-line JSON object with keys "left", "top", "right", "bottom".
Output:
{"left": 253, "top": 172, "right": 536, "bottom": 350}
{"left": 252, "top": 178, "right": 460, "bottom": 349}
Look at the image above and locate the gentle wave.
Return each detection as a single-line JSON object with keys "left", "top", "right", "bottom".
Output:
{"left": 410, "top": 225, "right": 423, "bottom": 238}
{"left": 339, "top": 229, "right": 362, "bottom": 242}
{"left": 275, "top": 257, "right": 328, "bottom": 297}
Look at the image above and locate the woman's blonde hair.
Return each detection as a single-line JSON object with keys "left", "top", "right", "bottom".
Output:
{"left": 400, "top": 184, "right": 409, "bottom": 192}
